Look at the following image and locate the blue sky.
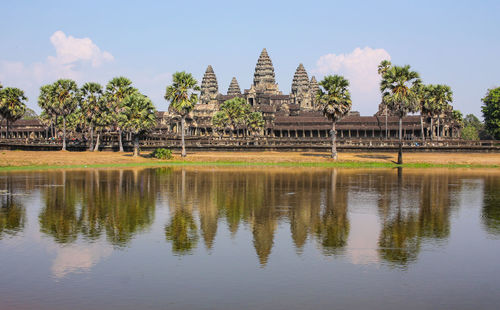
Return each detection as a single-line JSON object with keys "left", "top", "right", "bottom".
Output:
{"left": 1, "top": 0, "right": 499, "bottom": 117}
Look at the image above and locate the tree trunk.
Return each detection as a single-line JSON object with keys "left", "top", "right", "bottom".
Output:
{"left": 398, "top": 116, "right": 403, "bottom": 165}
{"left": 331, "top": 122, "right": 337, "bottom": 160}
{"left": 94, "top": 132, "right": 100, "bottom": 152}
{"left": 88, "top": 126, "right": 94, "bottom": 151}
{"left": 437, "top": 116, "right": 441, "bottom": 139}
{"left": 133, "top": 134, "right": 139, "bottom": 157}
{"left": 430, "top": 118, "right": 434, "bottom": 141}
{"left": 6, "top": 119, "right": 9, "bottom": 139}
{"left": 181, "top": 115, "right": 186, "bottom": 157}
{"left": 62, "top": 117, "right": 67, "bottom": 151}
{"left": 118, "top": 128, "right": 124, "bottom": 152}
{"left": 385, "top": 106, "right": 388, "bottom": 139}
{"left": 420, "top": 115, "right": 425, "bottom": 143}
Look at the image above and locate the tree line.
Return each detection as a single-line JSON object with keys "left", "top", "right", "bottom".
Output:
{"left": 1, "top": 67, "right": 500, "bottom": 160}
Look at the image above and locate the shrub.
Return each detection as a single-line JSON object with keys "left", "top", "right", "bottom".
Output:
{"left": 151, "top": 148, "right": 173, "bottom": 160}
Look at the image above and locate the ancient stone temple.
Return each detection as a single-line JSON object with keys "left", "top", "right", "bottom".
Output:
{"left": 155, "top": 48, "right": 461, "bottom": 140}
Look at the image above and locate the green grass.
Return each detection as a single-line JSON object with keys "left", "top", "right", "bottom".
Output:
{"left": 0, "top": 160, "right": 498, "bottom": 171}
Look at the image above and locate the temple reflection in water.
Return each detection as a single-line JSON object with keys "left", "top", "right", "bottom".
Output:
{"left": 0, "top": 167, "right": 498, "bottom": 269}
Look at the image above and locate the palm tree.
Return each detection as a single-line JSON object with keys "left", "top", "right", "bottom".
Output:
{"left": 119, "top": 93, "right": 157, "bottom": 157}
{"left": 212, "top": 111, "right": 228, "bottom": 137}
{"left": 38, "top": 84, "right": 57, "bottom": 138}
{"left": 0, "top": 87, "right": 27, "bottom": 139}
{"left": 429, "top": 85, "right": 453, "bottom": 139}
{"left": 380, "top": 65, "right": 421, "bottom": 164}
{"left": 212, "top": 97, "right": 249, "bottom": 137}
{"left": 246, "top": 111, "right": 265, "bottom": 136}
{"left": 413, "top": 82, "right": 429, "bottom": 142}
{"left": 317, "top": 75, "right": 352, "bottom": 160}
{"left": 164, "top": 72, "right": 200, "bottom": 157}
{"left": 378, "top": 60, "right": 392, "bottom": 139}
{"left": 79, "top": 82, "right": 104, "bottom": 151}
{"left": 106, "top": 77, "right": 137, "bottom": 152}
{"left": 451, "top": 110, "right": 463, "bottom": 138}
{"left": 50, "top": 79, "right": 79, "bottom": 150}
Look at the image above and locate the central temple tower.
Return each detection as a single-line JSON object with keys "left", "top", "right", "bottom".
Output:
{"left": 245, "top": 48, "right": 282, "bottom": 106}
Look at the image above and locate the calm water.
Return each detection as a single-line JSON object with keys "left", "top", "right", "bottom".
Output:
{"left": 1, "top": 167, "right": 500, "bottom": 310}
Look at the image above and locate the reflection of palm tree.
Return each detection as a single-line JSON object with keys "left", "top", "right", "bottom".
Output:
{"left": 39, "top": 171, "right": 79, "bottom": 244}
{"left": 39, "top": 169, "right": 156, "bottom": 246}
{"left": 165, "top": 209, "right": 199, "bottom": 254}
{"left": 0, "top": 175, "right": 26, "bottom": 239}
{"left": 313, "top": 170, "right": 349, "bottom": 256}
{"left": 87, "top": 170, "right": 156, "bottom": 247}
{"left": 377, "top": 170, "right": 454, "bottom": 267}
{"left": 482, "top": 176, "right": 500, "bottom": 236}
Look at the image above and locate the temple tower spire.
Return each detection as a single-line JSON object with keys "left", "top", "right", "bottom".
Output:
{"left": 253, "top": 48, "right": 276, "bottom": 87}
{"left": 291, "top": 63, "right": 310, "bottom": 94}
{"left": 309, "top": 76, "right": 320, "bottom": 108}
{"left": 200, "top": 65, "right": 219, "bottom": 104}
{"left": 290, "top": 63, "right": 313, "bottom": 109}
{"left": 227, "top": 77, "right": 241, "bottom": 96}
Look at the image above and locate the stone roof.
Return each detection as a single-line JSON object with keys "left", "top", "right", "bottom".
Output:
{"left": 253, "top": 48, "right": 276, "bottom": 86}
{"left": 227, "top": 77, "right": 241, "bottom": 96}
{"left": 200, "top": 65, "right": 218, "bottom": 98}
{"left": 291, "top": 64, "right": 310, "bottom": 94}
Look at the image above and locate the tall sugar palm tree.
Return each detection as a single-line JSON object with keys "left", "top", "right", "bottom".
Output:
{"left": 79, "top": 82, "right": 104, "bottom": 151}
{"left": 165, "top": 72, "right": 200, "bottom": 157}
{"left": 378, "top": 60, "right": 392, "bottom": 139}
{"left": 212, "top": 97, "right": 249, "bottom": 137}
{"left": 106, "top": 77, "right": 137, "bottom": 152}
{"left": 50, "top": 79, "right": 79, "bottom": 150}
{"left": 429, "top": 85, "right": 453, "bottom": 139}
{"left": 317, "top": 75, "right": 352, "bottom": 160}
{"left": 0, "top": 87, "right": 27, "bottom": 139}
{"left": 380, "top": 65, "right": 421, "bottom": 164}
{"left": 413, "top": 81, "right": 430, "bottom": 142}
{"left": 118, "top": 93, "right": 157, "bottom": 157}
{"left": 246, "top": 111, "right": 265, "bottom": 136}
{"left": 38, "top": 84, "right": 57, "bottom": 138}
{"left": 422, "top": 84, "right": 452, "bottom": 140}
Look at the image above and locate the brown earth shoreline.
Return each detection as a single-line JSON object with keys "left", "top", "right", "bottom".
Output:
{"left": 0, "top": 150, "right": 499, "bottom": 168}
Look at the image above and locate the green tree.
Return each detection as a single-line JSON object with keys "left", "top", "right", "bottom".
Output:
{"left": 212, "top": 97, "right": 252, "bottom": 137}
{"left": 22, "top": 107, "right": 38, "bottom": 120}
{"left": 38, "top": 84, "right": 57, "bottom": 138}
{"left": 119, "top": 93, "right": 157, "bottom": 157}
{"left": 164, "top": 72, "right": 200, "bottom": 157}
{"left": 317, "top": 75, "right": 352, "bottom": 159}
{"left": 481, "top": 87, "right": 500, "bottom": 139}
{"left": 0, "top": 87, "right": 27, "bottom": 138}
{"left": 461, "top": 125, "right": 479, "bottom": 140}
{"left": 246, "top": 111, "right": 265, "bottom": 136}
{"left": 212, "top": 110, "right": 228, "bottom": 136}
{"left": 378, "top": 60, "right": 392, "bottom": 139}
{"left": 50, "top": 79, "right": 79, "bottom": 150}
{"left": 451, "top": 109, "right": 463, "bottom": 138}
{"left": 413, "top": 82, "right": 430, "bottom": 141}
{"left": 425, "top": 84, "right": 453, "bottom": 139}
{"left": 106, "top": 77, "right": 137, "bottom": 152}
{"left": 380, "top": 65, "right": 421, "bottom": 164}
{"left": 79, "top": 82, "right": 104, "bottom": 151}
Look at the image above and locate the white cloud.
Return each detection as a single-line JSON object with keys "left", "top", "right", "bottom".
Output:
{"left": 48, "top": 30, "right": 114, "bottom": 68}
{"left": 0, "top": 31, "right": 114, "bottom": 110}
{"left": 313, "top": 47, "right": 391, "bottom": 114}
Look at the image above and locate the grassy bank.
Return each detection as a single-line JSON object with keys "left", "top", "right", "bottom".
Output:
{"left": 1, "top": 150, "right": 499, "bottom": 171}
